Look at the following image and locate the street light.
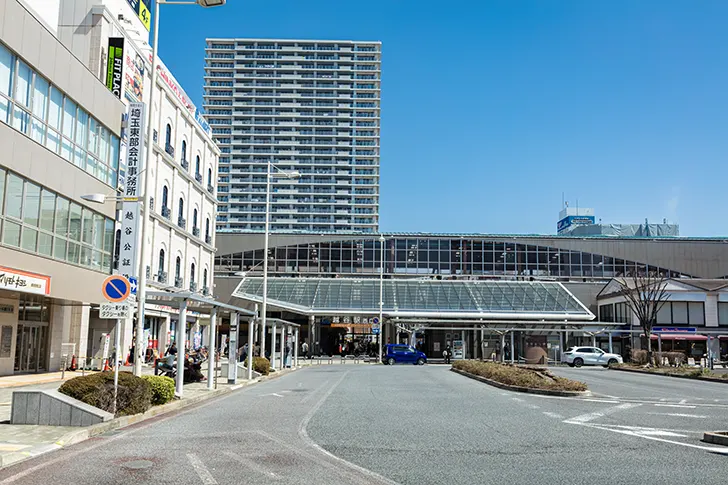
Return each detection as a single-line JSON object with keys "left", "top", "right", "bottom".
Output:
{"left": 133, "top": 0, "right": 226, "bottom": 376}
{"left": 260, "top": 163, "right": 300, "bottom": 358}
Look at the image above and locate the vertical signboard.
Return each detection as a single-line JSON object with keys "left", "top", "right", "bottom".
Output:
{"left": 119, "top": 103, "right": 145, "bottom": 280}
{"left": 106, "top": 38, "right": 125, "bottom": 98}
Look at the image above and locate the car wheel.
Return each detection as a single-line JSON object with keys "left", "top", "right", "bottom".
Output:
{"left": 573, "top": 358, "right": 584, "bottom": 368}
{"left": 387, "top": 357, "right": 395, "bottom": 365}
{"left": 417, "top": 358, "right": 425, "bottom": 366}
{"left": 607, "top": 358, "right": 618, "bottom": 367}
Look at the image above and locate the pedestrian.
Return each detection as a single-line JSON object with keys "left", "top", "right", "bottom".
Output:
{"left": 302, "top": 340, "right": 309, "bottom": 359}
{"left": 444, "top": 345, "right": 452, "bottom": 364}
{"left": 166, "top": 342, "right": 178, "bottom": 356}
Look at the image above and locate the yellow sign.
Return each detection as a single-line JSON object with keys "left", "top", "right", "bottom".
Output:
{"left": 138, "top": 2, "right": 151, "bottom": 31}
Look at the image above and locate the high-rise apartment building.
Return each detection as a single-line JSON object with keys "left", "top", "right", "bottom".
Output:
{"left": 203, "top": 38, "right": 381, "bottom": 233}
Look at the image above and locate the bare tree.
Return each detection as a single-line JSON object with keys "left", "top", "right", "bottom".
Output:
{"left": 616, "top": 272, "right": 671, "bottom": 365}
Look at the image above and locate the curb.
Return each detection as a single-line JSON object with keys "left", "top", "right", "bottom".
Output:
{"left": 450, "top": 367, "right": 590, "bottom": 397}
{"left": 703, "top": 431, "right": 728, "bottom": 446}
{"left": 612, "top": 366, "right": 728, "bottom": 384}
{"left": 0, "top": 367, "right": 299, "bottom": 469}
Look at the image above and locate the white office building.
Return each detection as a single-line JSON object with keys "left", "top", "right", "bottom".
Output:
{"left": 203, "top": 38, "right": 381, "bottom": 234}
{"left": 24, "top": 0, "right": 220, "bottom": 362}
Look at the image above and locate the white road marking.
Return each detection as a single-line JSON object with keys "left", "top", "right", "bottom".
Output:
{"left": 223, "top": 451, "right": 281, "bottom": 480}
{"left": 654, "top": 404, "right": 696, "bottom": 409}
{"left": 582, "top": 399, "right": 620, "bottom": 404}
{"left": 187, "top": 453, "right": 218, "bottom": 485}
{"left": 511, "top": 397, "right": 525, "bottom": 402}
{"left": 543, "top": 412, "right": 564, "bottom": 419}
{"left": 635, "top": 430, "right": 687, "bottom": 438}
{"left": 647, "top": 412, "right": 708, "bottom": 419}
{"left": 564, "top": 403, "right": 641, "bottom": 424}
{"left": 679, "top": 399, "right": 688, "bottom": 404}
{"left": 577, "top": 423, "right": 728, "bottom": 454}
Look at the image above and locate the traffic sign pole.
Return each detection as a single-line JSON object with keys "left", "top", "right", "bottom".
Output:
{"left": 101, "top": 275, "right": 130, "bottom": 415}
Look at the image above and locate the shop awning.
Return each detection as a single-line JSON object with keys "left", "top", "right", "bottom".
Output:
{"left": 648, "top": 333, "right": 708, "bottom": 341}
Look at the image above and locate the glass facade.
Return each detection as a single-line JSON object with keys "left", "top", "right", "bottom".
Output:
{"left": 0, "top": 166, "right": 115, "bottom": 272}
{"left": 216, "top": 237, "right": 692, "bottom": 281}
{"left": 0, "top": 41, "right": 120, "bottom": 187}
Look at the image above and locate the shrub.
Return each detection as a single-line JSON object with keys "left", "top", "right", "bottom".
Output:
{"left": 59, "top": 371, "right": 152, "bottom": 417}
{"left": 243, "top": 356, "right": 271, "bottom": 375}
{"left": 452, "top": 360, "right": 587, "bottom": 392}
{"left": 141, "top": 375, "right": 175, "bottom": 405}
{"left": 664, "top": 352, "right": 686, "bottom": 367}
{"left": 631, "top": 349, "right": 648, "bottom": 365}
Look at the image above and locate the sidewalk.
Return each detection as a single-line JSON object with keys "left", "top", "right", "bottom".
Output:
{"left": 0, "top": 366, "right": 298, "bottom": 469}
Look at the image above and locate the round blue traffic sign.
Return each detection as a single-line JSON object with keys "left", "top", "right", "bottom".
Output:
{"left": 102, "top": 275, "right": 131, "bottom": 302}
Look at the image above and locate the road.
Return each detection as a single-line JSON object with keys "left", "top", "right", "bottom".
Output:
{"left": 1, "top": 364, "right": 727, "bottom": 485}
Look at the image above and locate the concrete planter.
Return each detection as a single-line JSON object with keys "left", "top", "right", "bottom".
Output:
{"left": 613, "top": 366, "right": 728, "bottom": 384}
{"left": 703, "top": 431, "right": 728, "bottom": 446}
{"left": 450, "top": 367, "right": 590, "bottom": 397}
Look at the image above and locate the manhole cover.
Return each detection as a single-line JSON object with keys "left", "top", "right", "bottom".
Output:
{"left": 121, "top": 460, "right": 154, "bottom": 470}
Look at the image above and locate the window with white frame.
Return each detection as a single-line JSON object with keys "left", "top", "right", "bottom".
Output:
{"left": 0, "top": 41, "right": 120, "bottom": 188}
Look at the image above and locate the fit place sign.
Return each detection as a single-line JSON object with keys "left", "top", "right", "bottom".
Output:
{"left": 0, "top": 266, "right": 51, "bottom": 296}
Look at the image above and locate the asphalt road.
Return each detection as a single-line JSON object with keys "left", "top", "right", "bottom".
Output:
{"left": 1, "top": 365, "right": 727, "bottom": 485}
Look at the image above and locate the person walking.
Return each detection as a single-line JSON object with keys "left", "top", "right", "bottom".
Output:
{"left": 444, "top": 345, "right": 452, "bottom": 364}
{"left": 302, "top": 341, "right": 309, "bottom": 360}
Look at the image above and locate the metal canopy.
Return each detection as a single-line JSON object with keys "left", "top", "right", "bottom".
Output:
{"left": 145, "top": 290, "right": 256, "bottom": 317}
{"left": 232, "top": 278, "right": 594, "bottom": 320}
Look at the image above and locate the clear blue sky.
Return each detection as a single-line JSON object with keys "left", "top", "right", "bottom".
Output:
{"left": 155, "top": 0, "right": 728, "bottom": 236}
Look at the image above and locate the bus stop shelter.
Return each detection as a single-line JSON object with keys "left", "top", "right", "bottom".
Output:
{"left": 145, "top": 290, "right": 256, "bottom": 396}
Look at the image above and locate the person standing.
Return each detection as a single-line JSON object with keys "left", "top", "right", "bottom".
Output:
{"left": 444, "top": 345, "right": 452, "bottom": 364}
{"left": 302, "top": 340, "right": 309, "bottom": 360}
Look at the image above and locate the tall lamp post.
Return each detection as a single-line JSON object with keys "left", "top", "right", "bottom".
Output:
{"left": 134, "top": 0, "right": 226, "bottom": 376}
{"left": 260, "top": 160, "right": 300, "bottom": 357}
{"left": 378, "top": 234, "right": 385, "bottom": 363}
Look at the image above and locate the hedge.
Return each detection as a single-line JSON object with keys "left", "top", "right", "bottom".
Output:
{"left": 452, "top": 360, "right": 587, "bottom": 392}
{"left": 58, "top": 371, "right": 151, "bottom": 417}
{"left": 243, "top": 356, "right": 271, "bottom": 375}
{"left": 141, "top": 375, "right": 176, "bottom": 405}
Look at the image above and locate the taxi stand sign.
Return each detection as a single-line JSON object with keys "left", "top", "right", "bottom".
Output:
{"left": 100, "top": 302, "right": 130, "bottom": 319}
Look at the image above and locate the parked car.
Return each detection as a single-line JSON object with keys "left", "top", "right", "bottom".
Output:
{"left": 384, "top": 344, "right": 427, "bottom": 365}
{"left": 562, "top": 347, "right": 623, "bottom": 368}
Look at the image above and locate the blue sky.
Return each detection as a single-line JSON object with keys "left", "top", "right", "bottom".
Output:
{"left": 156, "top": 0, "right": 728, "bottom": 236}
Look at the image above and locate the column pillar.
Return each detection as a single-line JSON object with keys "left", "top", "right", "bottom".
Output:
{"left": 227, "top": 312, "right": 239, "bottom": 384}
{"left": 500, "top": 333, "right": 505, "bottom": 363}
{"left": 207, "top": 307, "right": 217, "bottom": 391}
{"left": 175, "top": 299, "right": 187, "bottom": 397}
{"left": 247, "top": 315, "right": 255, "bottom": 380}
{"left": 480, "top": 326, "right": 485, "bottom": 361}
{"left": 461, "top": 330, "right": 465, "bottom": 359}
{"left": 510, "top": 331, "right": 515, "bottom": 364}
{"left": 309, "top": 315, "right": 315, "bottom": 356}
{"left": 294, "top": 327, "right": 299, "bottom": 368}
{"left": 559, "top": 331, "right": 565, "bottom": 363}
{"left": 608, "top": 332, "right": 613, "bottom": 354}
{"left": 271, "top": 320, "right": 277, "bottom": 369}
{"left": 158, "top": 314, "right": 171, "bottom": 356}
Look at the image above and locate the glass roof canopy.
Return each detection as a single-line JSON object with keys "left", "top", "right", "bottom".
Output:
{"left": 232, "top": 278, "right": 594, "bottom": 321}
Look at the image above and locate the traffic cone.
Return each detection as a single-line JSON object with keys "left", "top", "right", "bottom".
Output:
{"left": 103, "top": 359, "right": 111, "bottom": 372}
{"left": 124, "top": 354, "right": 130, "bottom": 366}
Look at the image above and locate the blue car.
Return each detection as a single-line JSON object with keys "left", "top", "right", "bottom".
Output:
{"left": 384, "top": 344, "right": 427, "bottom": 365}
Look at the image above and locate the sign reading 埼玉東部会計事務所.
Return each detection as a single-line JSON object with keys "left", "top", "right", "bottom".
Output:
{"left": 118, "top": 103, "right": 145, "bottom": 280}
{"left": 0, "top": 266, "right": 50, "bottom": 296}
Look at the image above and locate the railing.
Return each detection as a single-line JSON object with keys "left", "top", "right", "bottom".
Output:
{"left": 165, "top": 144, "right": 175, "bottom": 158}
{"left": 205, "top": 235, "right": 212, "bottom": 244}
{"left": 207, "top": 184, "right": 214, "bottom": 194}
{"left": 161, "top": 207, "right": 171, "bottom": 219}
{"left": 202, "top": 286, "right": 210, "bottom": 296}
{"left": 195, "top": 173, "right": 203, "bottom": 183}
{"left": 189, "top": 282, "right": 197, "bottom": 292}
{"left": 156, "top": 272, "right": 168, "bottom": 284}
{"left": 192, "top": 227, "right": 200, "bottom": 237}
{"left": 178, "top": 217, "right": 186, "bottom": 229}
{"left": 181, "top": 159, "right": 189, "bottom": 171}
{"left": 175, "top": 277, "right": 184, "bottom": 288}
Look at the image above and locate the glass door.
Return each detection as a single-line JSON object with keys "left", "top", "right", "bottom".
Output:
{"left": 13, "top": 323, "right": 49, "bottom": 373}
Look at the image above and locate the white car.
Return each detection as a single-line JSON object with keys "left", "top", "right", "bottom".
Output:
{"left": 562, "top": 347, "right": 623, "bottom": 368}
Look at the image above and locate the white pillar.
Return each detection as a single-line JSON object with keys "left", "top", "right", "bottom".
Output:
{"left": 591, "top": 334, "right": 597, "bottom": 348}
{"left": 158, "top": 314, "right": 171, "bottom": 356}
{"left": 294, "top": 328, "right": 299, "bottom": 368}
{"left": 559, "top": 331, "right": 565, "bottom": 362}
{"left": 500, "top": 333, "right": 506, "bottom": 363}
{"left": 281, "top": 325, "right": 286, "bottom": 368}
{"left": 608, "top": 332, "right": 613, "bottom": 354}
{"left": 309, "top": 315, "right": 315, "bottom": 356}
{"left": 473, "top": 329, "right": 477, "bottom": 360}
{"left": 207, "top": 307, "right": 217, "bottom": 391}
{"left": 175, "top": 299, "right": 187, "bottom": 397}
{"left": 228, "top": 312, "right": 239, "bottom": 384}
{"left": 461, "top": 330, "right": 465, "bottom": 359}
{"left": 510, "top": 331, "right": 515, "bottom": 364}
{"left": 271, "top": 320, "right": 277, "bottom": 370}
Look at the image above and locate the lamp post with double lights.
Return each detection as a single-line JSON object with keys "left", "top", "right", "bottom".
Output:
{"left": 378, "top": 234, "right": 385, "bottom": 363}
{"left": 133, "top": 0, "right": 226, "bottom": 376}
{"left": 259, "top": 162, "right": 300, "bottom": 358}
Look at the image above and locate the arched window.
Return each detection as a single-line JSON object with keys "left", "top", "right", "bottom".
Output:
{"left": 165, "top": 123, "right": 172, "bottom": 148}
{"left": 193, "top": 208, "right": 198, "bottom": 231}
{"left": 162, "top": 186, "right": 169, "bottom": 210}
{"left": 205, "top": 218, "right": 210, "bottom": 240}
{"left": 190, "top": 263, "right": 196, "bottom": 286}
{"left": 158, "top": 249, "right": 165, "bottom": 276}
{"left": 203, "top": 268, "right": 208, "bottom": 291}
{"left": 181, "top": 140, "right": 187, "bottom": 162}
{"left": 195, "top": 155, "right": 200, "bottom": 176}
{"left": 178, "top": 198, "right": 184, "bottom": 225}
{"left": 207, "top": 167, "right": 212, "bottom": 186}
{"left": 175, "top": 256, "right": 181, "bottom": 283}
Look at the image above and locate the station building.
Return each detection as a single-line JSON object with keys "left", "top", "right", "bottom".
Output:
{"left": 213, "top": 232, "right": 728, "bottom": 362}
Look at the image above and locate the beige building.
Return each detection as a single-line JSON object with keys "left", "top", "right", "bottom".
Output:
{"left": 0, "top": 0, "right": 124, "bottom": 375}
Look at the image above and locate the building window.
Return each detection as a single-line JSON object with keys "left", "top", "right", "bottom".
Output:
{"left": 181, "top": 140, "right": 187, "bottom": 162}
{"left": 193, "top": 208, "right": 198, "bottom": 231}
{"left": 207, "top": 168, "right": 212, "bottom": 186}
{"left": 190, "top": 263, "right": 195, "bottom": 285}
{"left": 162, "top": 185, "right": 168, "bottom": 209}
{"left": 175, "top": 256, "right": 181, "bottom": 281}
{"left": 195, "top": 155, "right": 201, "bottom": 176}
{"left": 158, "top": 249, "right": 165, "bottom": 274}
{"left": 165, "top": 123, "right": 172, "bottom": 147}
{"left": 719, "top": 302, "right": 728, "bottom": 326}
{"left": 203, "top": 268, "right": 208, "bottom": 290}
{"left": 656, "top": 301, "right": 705, "bottom": 326}
{"left": 205, "top": 218, "right": 210, "bottom": 239}
{"left": 177, "top": 198, "right": 184, "bottom": 224}
{"left": 0, "top": 166, "right": 113, "bottom": 272}
{"left": 0, "top": 41, "right": 119, "bottom": 187}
